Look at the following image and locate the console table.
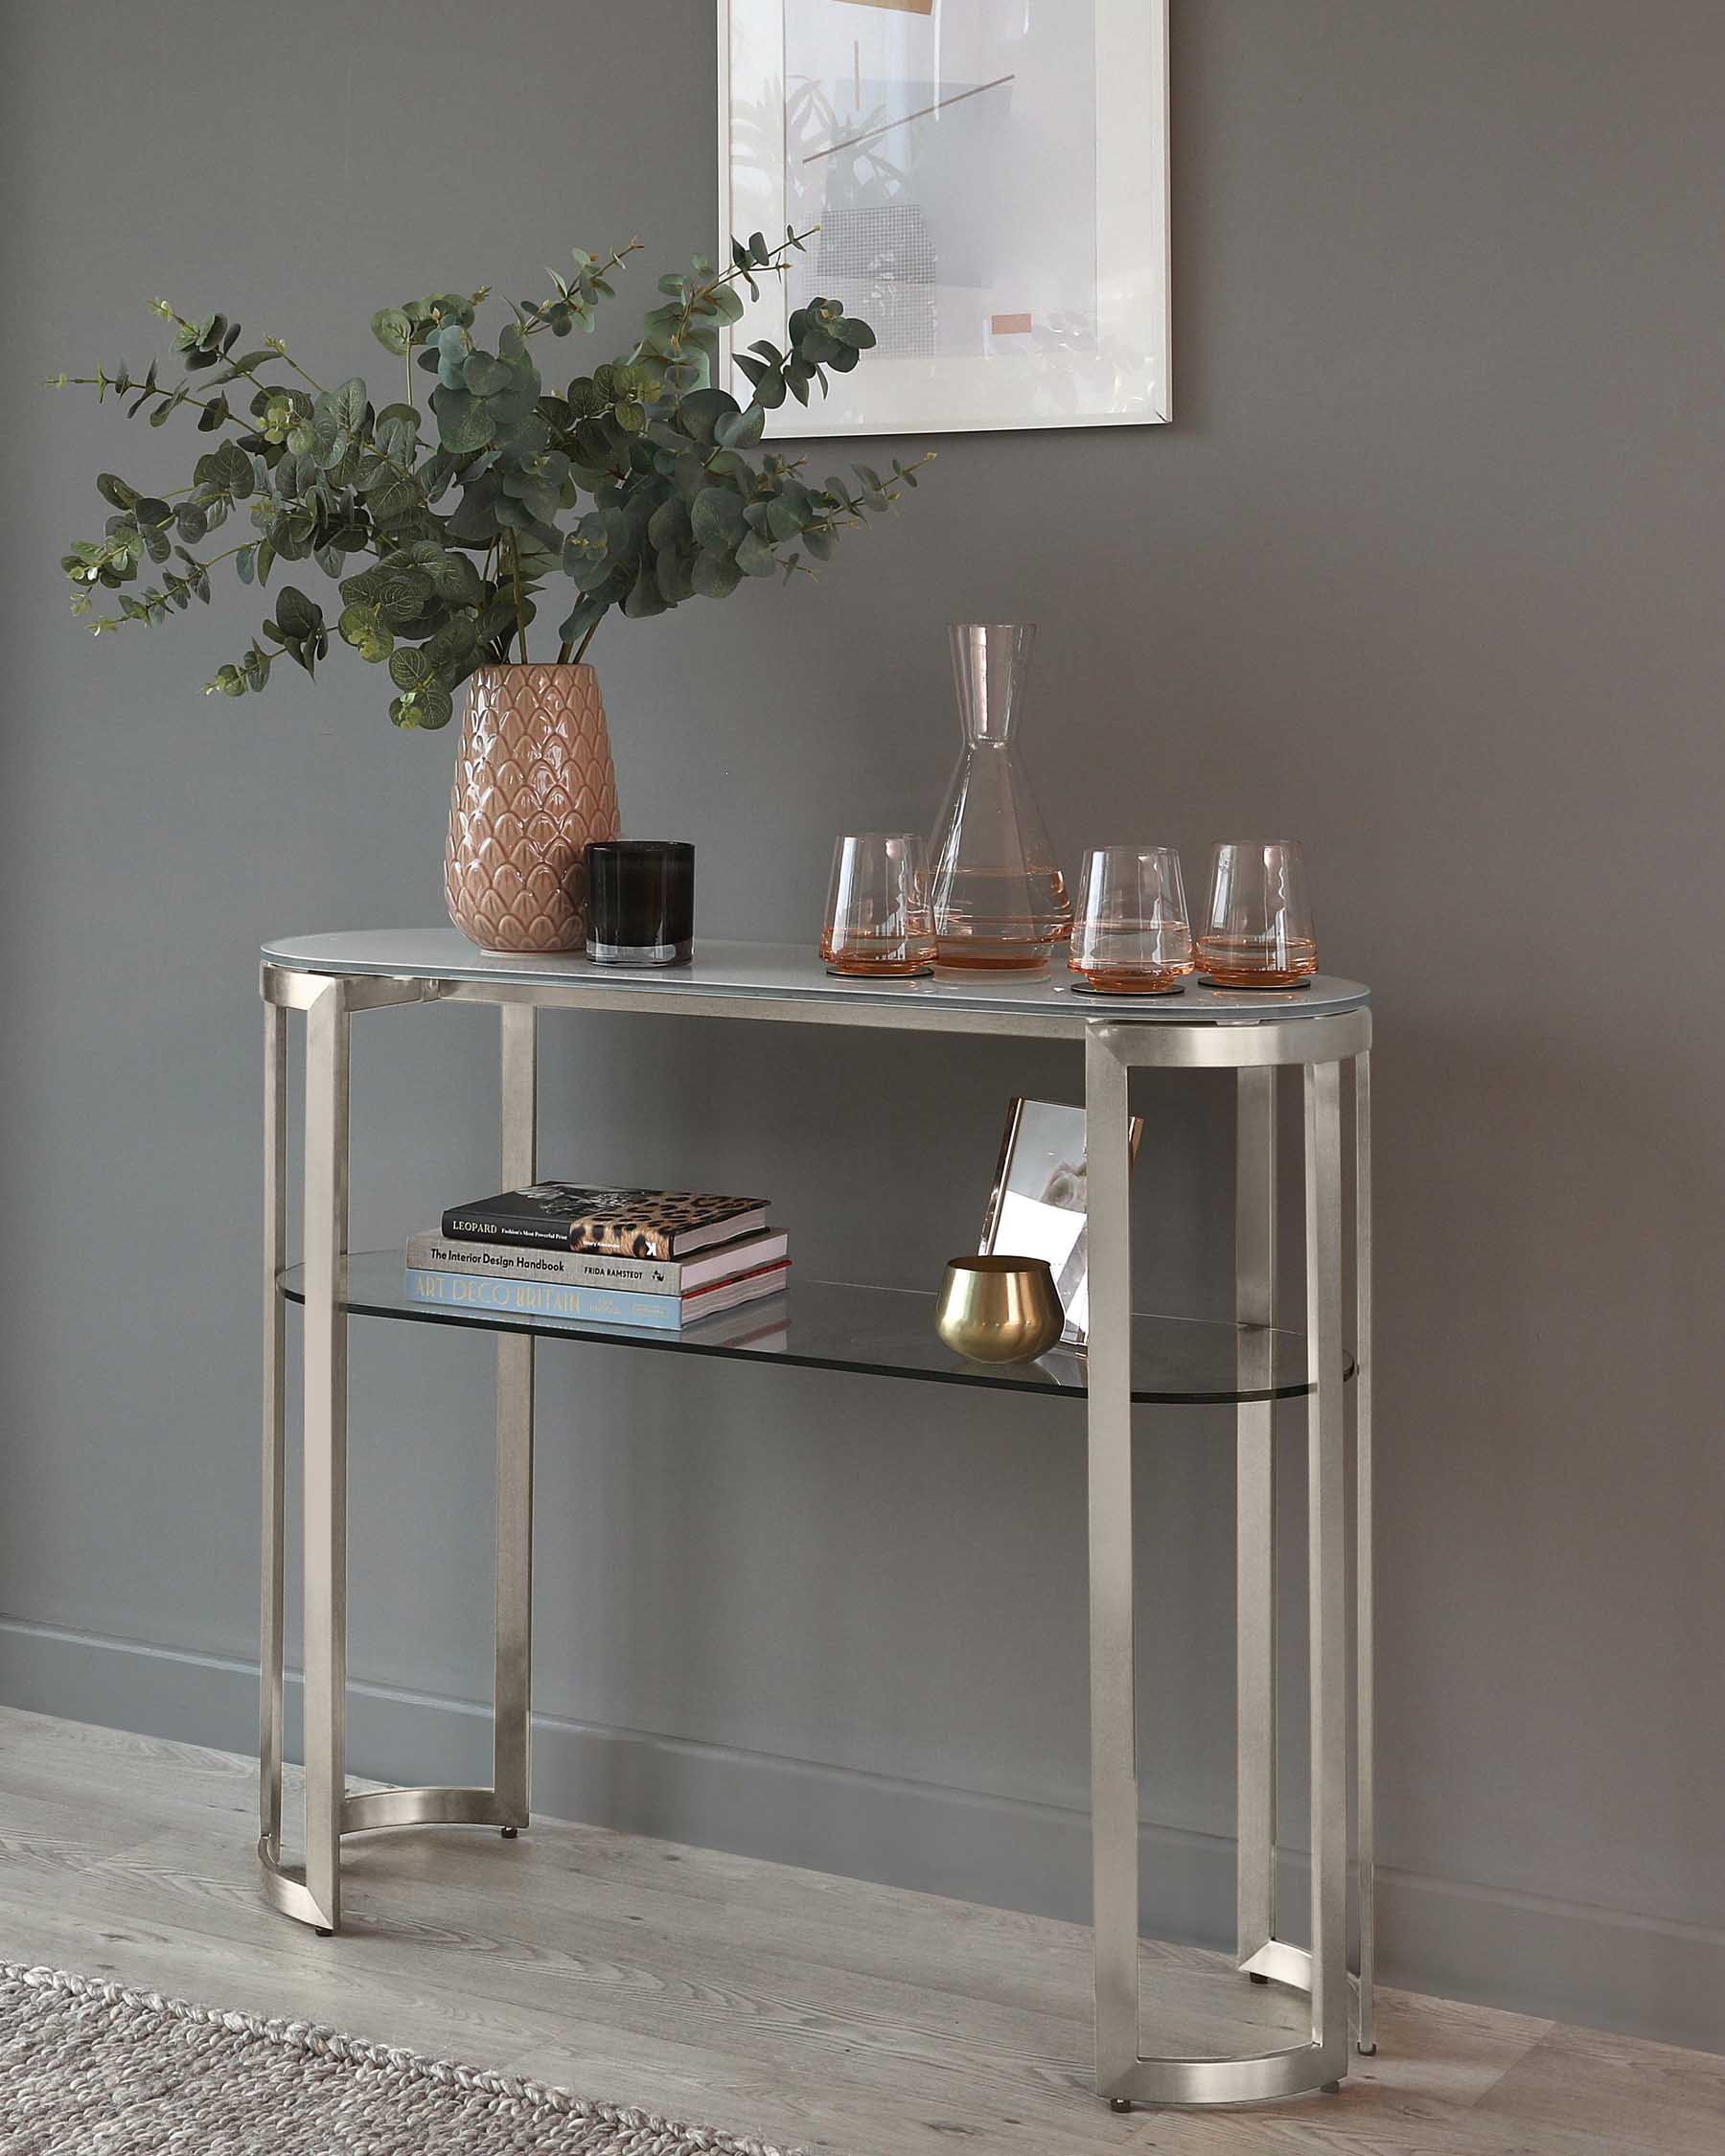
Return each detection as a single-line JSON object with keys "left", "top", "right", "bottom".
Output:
{"left": 258, "top": 929, "right": 1373, "bottom": 2111}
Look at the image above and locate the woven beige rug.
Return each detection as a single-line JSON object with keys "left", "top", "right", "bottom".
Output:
{"left": 0, "top": 1961, "right": 800, "bottom": 2155}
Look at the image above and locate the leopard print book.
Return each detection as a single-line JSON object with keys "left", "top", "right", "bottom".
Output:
{"left": 442, "top": 1182, "right": 769, "bottom": 1259}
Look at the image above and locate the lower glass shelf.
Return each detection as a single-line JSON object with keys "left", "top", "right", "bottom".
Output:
{"left": 280, "top": 1255, "right": 1351, "bottom": 1409}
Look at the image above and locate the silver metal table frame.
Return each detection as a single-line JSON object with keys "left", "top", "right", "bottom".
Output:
{"left": 258, "top": 937, "right": 1373, "bottom": 2108}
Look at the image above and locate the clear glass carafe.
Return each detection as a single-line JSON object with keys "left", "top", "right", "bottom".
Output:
{"left": 929, "top": 624, "right": 1072, "bottom": 969}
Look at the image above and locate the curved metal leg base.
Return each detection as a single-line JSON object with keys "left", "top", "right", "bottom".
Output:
{"left": 1100, "top": 2045, "right": 1349, "bottom": 2109}
{"left": 259, "top": 1788, "right": 523, "bottom": 1929}
{"left": 340, "top": 1783, "right": 515, "bottom": 1833}
{"left": 256, "top": 1839, "right": 336, "bottom": 1933}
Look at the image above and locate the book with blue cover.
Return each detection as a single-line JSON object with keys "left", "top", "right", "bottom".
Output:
{"left": 404, "top": 1259, "right": 789, "bottom": 1333}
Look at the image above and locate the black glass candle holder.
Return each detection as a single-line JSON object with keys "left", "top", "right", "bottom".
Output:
{"left": 585, "top": 840, "right": 694, "bottom": 967}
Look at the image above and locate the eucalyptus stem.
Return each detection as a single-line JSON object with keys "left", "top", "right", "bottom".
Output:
{"left": 518, "top": 239, "right": 645, "bottom": 338}
{"left": 505, "top": 531, "right": 529, "bottom": 663}
{"left": 266, "top": 343, "right": 325, "bottom": 394}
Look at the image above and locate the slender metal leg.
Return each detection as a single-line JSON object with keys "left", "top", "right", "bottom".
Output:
{"left": 260, "top": 1001, "right": 288, "bottom": 1863}
{"left": 302, "top": 982, "right": 351, "bottom": 1931}
{"left": 1085, "top": 1024, "right": 1139, "bottom": 2099}
{"left": 1354, "top": 1049, "right": 1376, "bottom": 2053}
{"left": 494, "top": 1004, "right": 538, "bottom": 1828}
{"left": 1235, "top": 1067, "right": 1278, "bottom": 1966}
{"left": 1304, "top": 1061, "right": 1348, "bottom": 2079}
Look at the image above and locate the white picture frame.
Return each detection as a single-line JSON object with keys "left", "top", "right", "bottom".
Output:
{"left": 978, "top": 1097, "right": 1143, "bottom": 1345}
{"left": 717, "top": 0, "right": 1170, "bottom": 439}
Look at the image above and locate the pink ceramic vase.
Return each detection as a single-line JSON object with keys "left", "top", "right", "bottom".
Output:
{"left": 444, "top": 663, "right": 621, "bottom": 953}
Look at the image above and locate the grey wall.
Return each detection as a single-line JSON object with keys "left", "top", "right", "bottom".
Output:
{"left": 5, "top": 0, "right": 1723, "bottom": 2051}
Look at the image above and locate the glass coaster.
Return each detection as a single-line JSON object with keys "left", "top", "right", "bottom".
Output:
{"left": 825, "top": 964, "right": 936, "bottom": 981}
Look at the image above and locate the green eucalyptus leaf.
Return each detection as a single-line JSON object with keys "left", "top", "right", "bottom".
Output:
{"left": 691, "top": 547, "right": 743, "bottom": 600}
{"left": 425, "top": 611, "right": 479, "bottom": 669}
{"left": 271, "top": 584, "right": 320, "bottom": 641}
{"left": 388, "top": 646, "right": 434, "bottom": 690}
{"left": 678, "top": 387, "right": 740, "bottom": 447}
{"left": 766, "top": 494, "right": 807, "bottom": 543}
{"left": 690, "top": 486, "right": 746, "bottom": 550}
{"left": 361, "top": 567, "right": 435, "bottom": 625}
{"left": 371, "top": 307, "right": 413, "bottom": 355}
{"left": 332, "top": 378, "right": 368, "bottom": 432}
{"left": 463, "top": 351, "right": 513, "bottom": 398}
{"left": 422, "top": 550, "right": 484, "bottom": 605}
{"left": 446, "top": 477, "right": 501, "bottom": 545}
{"left": 430, "top": 385, "right": 496, "bottom": 455}
{"left": 655, "top": 545, "right": 696, "bottom": 606}
{"left": 622, "top": 557, "right": 670, "bottom": 618}
{"left": 366, "top": 475, "right": 422, "bottom": 524}
{"left": 735, "top": 530, "right": 777, "bottom": 579}
{"left": 714, "top": 404, "right": 766, "bottom": 450}
{"left": 647, "top": 495, "right": 693, "bottom": 553}
{"left": 373, "top": 408, "right": 419, "bottom": 466}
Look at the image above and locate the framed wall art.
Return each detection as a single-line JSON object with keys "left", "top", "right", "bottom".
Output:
{"left": 718, "top": 0, "right": 1170, "bottom": 438}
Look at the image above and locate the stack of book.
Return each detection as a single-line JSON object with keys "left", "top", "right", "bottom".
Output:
{"left": 404, "top": 1182, "right": 789, "bottom": 1333}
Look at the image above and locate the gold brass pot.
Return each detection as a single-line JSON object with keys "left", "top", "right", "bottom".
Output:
{"left": 934, "top": 1255, "right": 1065, "bottom": 1364}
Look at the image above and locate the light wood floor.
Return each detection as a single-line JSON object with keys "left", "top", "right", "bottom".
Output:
{"left": 0, "top": 1709, "right": 1718, "bottom": 2155}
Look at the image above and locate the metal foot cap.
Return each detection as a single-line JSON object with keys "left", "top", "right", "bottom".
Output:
{"left": 1357, "top": 2043, "right": 1378, "bottom": 2057}
{"left": 1248, "top": 1970, "right": 1270, "bottom": 1984}
{"left": 314, "top": 1927, "right": 334, "bottom": 1938}
{"left": 1322, "top": 2078, "right": 1342, "bottom": 2095}
{"left": 1109, "top": 2098, "right": 1133, "bottom": 2113}
{"left": 500, "top": 1825, "right": 518, "bottom": 1840}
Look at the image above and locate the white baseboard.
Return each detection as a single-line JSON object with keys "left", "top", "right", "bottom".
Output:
{"left": 2, "top": 1615, "right": 1719, "bottom": 2054}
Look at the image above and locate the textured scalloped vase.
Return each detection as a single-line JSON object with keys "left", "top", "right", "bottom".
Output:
{"left": 445, "top": 663, "right": 621, "bottom": 954}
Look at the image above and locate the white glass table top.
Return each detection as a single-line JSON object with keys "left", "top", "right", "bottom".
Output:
{"left": 263, "top": 929, "right": 1369, "bottom": 1030}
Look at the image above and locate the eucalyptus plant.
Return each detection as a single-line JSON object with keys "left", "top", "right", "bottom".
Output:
{"left": 50, "top": 230, "right": 932, "bottom": 728}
